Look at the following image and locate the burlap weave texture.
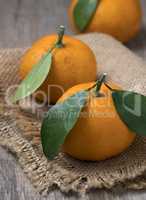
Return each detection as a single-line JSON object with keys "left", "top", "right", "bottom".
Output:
{"left": 0, "top": 33, "right": 146, "bottom": 195}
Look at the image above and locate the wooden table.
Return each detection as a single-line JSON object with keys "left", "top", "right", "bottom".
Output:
{"left": 0, "top": 0, "right": 146, "bottom": 199}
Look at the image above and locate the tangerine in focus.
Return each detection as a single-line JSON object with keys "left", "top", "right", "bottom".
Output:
{"left": 58, "top": 81, "right": 136, "bottom": 161}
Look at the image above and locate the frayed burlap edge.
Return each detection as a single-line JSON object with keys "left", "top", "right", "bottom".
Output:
{"left": 0, "top": 33, "right": 146, "bottom": 195}
{"left": 0, "top": 113, "right": 146, "bottom": 196}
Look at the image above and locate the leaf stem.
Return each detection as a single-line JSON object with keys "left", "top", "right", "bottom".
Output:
{"left": 55, "top": 25, "right": 65, "bottom": 48}
{"left": 104, "top": 82, "right": 117, "bottom": 92}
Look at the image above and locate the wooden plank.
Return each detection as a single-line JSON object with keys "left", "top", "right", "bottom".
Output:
{"left": 0, "top": 0, "right": 71, "bottom": 48}
{"left": 0, "top": 0, "right": 146, "bottom": 199}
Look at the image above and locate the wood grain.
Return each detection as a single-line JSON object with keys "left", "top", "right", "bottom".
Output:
{"left": 0, "top": 0, "right": 146, "bottom": 199}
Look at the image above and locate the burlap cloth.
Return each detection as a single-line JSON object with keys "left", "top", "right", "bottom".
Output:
{"left": 0, "top": 33, "right": 146, "bottom": 196}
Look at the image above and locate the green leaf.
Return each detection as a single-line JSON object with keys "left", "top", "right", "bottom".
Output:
{"left": 11, "top": 52, "right": 52, "bottom": 103}
{"left": 74, "top": 0, "right": 99, "bottom": 31}
{"left": 41, "top": 90, "right": 88, "bottom": 160}
{"left": 112, "top": 90, "right": 146, "bottom": 136}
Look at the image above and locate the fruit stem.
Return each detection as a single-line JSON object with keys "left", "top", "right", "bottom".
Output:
{"left": 55, "top": 25, "right": 65, "bottom": 48}
{"left": 96, "top": 73, "right": 107, "bottom": 94}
